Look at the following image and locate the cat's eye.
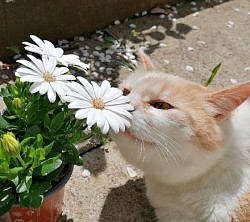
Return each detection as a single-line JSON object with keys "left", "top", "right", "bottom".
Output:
{"left": 150, "top": 101, "right": 174, "bottom": 110}
{"left": 122, "top": 88, "right": 130, "bottom": 96}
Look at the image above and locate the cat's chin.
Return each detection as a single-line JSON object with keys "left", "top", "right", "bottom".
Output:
{"left": 122, "top": 129, "right": 154, "bottom": 145}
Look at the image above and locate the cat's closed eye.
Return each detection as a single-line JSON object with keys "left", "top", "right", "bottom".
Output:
{"left": 150, "top": 101, "right": 174, "bottom": 110}
{"left": 122, "top": 88, "right": 130, "bottom": 96}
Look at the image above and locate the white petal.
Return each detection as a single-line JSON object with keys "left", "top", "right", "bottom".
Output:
{"left": 103, "top": 110, "right": 120, "bottom": 134}
{"left": 95, "top": 109, "right": 106, "bottom": 129}
{"left": 77, "top": 76, "right": 95, "bottom": 99}
{"left": 105, "top": 106, "right": 133, "bottom": 119}
{"left": 53, "top": 67, "right": 69, "bottom": 76}
{"left": 68, "top": 101, "right": 92, "bottom": 109}
{"left": 102, "top": 88, "right": 123, "bottom": 103}
{"left": 67, "top": 82, "right": 92, "bottom": 101}
{"left": 105, "top": 96, "right": 130, "bottom": 106}
{"left": 20, "top": 75, "right": 44, "bottom": 83}
{"left": 15, "top": 67, "right": 40, "bottom": 76}
{"left": 30, "top": 35, "right": 47, "bottom": 51}
{"left": 17, "top": 59, "right": 42, "bottom": 74}
{"left": 47, "top": 56, "right": 57, "bottom": 73}
{"left": 27, "top": 55, "right": 45, "bottom": 73}
{"left": 50, "top": 82, "right": 67, "bottom": 96}
{"left": 44, "top": 40, "right": 57, "bottom": 56}
{"left": 99, "top": 80, "right": 110, "bottom": 99}
{"left": 39, "top": 82, "right": 50, "bottom": 95}
{"left": 91, "top": 81, "right": 100, "bottom": 98}
{"left": 56, "top": 75, "right": 76, "bottom": 81}
{"left": 47, "top": 85, "right": 56, "bottom": 103}
{"left": 64, "top": 92, "right": 89, "bottom": 102}
{"left": 29, "top": 82, "right": 41, "bottom": 94}
{"left": 86, "top": 109, "right": 97, "bottom": 127}
{"left": 101, "top": 121, "right": 110, "bottom": 134}
{"left": 75, "top": 108, "right": 91, "bottom": 119}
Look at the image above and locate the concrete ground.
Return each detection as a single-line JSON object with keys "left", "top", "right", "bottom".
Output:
{"left": 1, "top": 0, "right": 249, "bottom": 221}
{"left": 61, "top": 0, "right": 250, "bottom": 221}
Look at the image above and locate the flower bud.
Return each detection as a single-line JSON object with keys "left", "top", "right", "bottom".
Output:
{"left": 12, "top": 98, "right": 22, "bottom": 109}
{"left": 1, "top": 132, "right": 20, "bottom": 156}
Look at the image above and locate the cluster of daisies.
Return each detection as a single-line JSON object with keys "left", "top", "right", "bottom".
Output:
{"left": 15, "top": 35, "right": 133, "bottom": 134}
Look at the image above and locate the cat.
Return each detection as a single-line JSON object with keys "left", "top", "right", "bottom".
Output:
{"left": 111, "top": 49, "right": 250, "bottom": 222}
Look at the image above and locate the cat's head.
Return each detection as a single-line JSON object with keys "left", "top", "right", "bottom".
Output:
{"left": 112, "top": 49, "right": 250, "bottom": 185}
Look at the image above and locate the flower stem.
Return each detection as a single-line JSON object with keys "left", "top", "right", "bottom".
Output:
{"left": 17, "top": 154, "right": 26, "bottom": 169}
{"left": 12, "top": 157, "right": 20, "bottom": 167}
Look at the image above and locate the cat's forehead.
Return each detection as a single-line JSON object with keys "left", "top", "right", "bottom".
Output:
{"left": 122, "top": 71, "right": 205, "bottom": 98}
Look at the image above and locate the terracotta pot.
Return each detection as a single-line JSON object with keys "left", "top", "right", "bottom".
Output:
{"left": 0, "top": 164, "right": 74, "bottom": 222}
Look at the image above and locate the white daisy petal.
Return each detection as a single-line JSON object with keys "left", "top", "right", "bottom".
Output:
{"left": 39, "top": 82, "right": 50, "bottom": 95}
{"left": 29, "top": 82, "right": 41, "bottom": 94}
{"left": 53, "top": 67, "right": 70, "bottom": 76}
{"left": 91, "top": 81, "right": 100, "bottom": 98}
{"left": 47, "top": 85, "right": 56, "bottom": 103}
{"left": 68, "top": 101, "right": 92, "bottom": 109}
{"left": 99, "top": 80, "right": 110, "bottom": 99}
{"left": 56, "top": 75, "right": 76, "bottom": 81}
{"left": 30, "top": 35, "right": 47, "bottom": 52}
{"left": 16, "top": 59, "right": 42, "bottom": 74}
{"left": 67, "top": 82, "right": 92, "bottom": 101}
{"left": 101, "top": 121, "right": 110, "bottom": 134}
{"left": 87, "top": 109, "right": 97, "bottom": 127}
{"left": 95, "top": 109, "right": 106, "bottom": 129}
{"left": 75, "top": 108, "right": 91, "bottom": 119}
{"left": 106, "top": 106, "right": 133, "bottom": 119}
{"left": 15, "top": 67, "right": 41, "bottom": 76}
{"left": 20, "top": 75, "right": 44, "bottom": 82}
{"left": 77, "top": 76, "right": 96, "bottom": 99}
{"left": 50, "top": 82, "right": 67, "bottom": 96}
{"left": 103, "top": 110, "right": 120, "bottom": 134}
{"left": 27, "top": 55, "right": 45, "bottom": 73}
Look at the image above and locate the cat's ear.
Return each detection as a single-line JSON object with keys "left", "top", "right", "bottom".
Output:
{"left": 206, "top": 81, "right": 250, "bottom": 120}
{"left": 138, "top": 48, "right": 155, "bottom": 72}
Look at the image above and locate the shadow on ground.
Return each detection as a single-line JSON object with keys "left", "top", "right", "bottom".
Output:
{"left": 99, "top": 178, "right": 157, "bottom": 222}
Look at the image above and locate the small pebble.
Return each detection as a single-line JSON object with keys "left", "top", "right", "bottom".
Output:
{"left": 192, "top": 12, "right": 200, "bottom": 17}
{"left": 83, "top": 53, "right": 89, "bottom": 57}
{"left": 185, "top": 65, "right": 194, "bottom": 72}
{"left": 150, "top": 25, "right": 157, "bottom": 32}
{"left": 198, "top": 40, "right": 206, "bottom": 45}
{"left": 99, "top": 67, "right": 105, "bottom": 72}
{"left": 82, "top": 169, "right": 91, "bottom": 178}
{"left": 80, "top": 57, "right": 86, "bottom": 61}
{"left": 94, "top": 61, "right": 100, "bottom": 67}
{"left": 142, "top": 11, "right": 148, "bottom": 16}
{"left": 127, "top": 167, "right": 137, "bottom": 178}
{"left": 227, "top": 21, "right": 234, "bottom": 28}
{"left": 163, "top": 59, "right": 170, "bottom": 65}
{"left": 159, "top": 14, "right": 166, "bottom": 19}
{"left": 135, "top": 13, "right": 140, "bottom": 17}
{"left": 13, "top": 54, "right": 21, "bottom": 60}
{"left": 188, "top": 47, "right": 194, "bottom": 51}
{"left": 92, "top": 72, "right": 99, "bottom": 77}
{"left": 79, "top": 36, "right": 85, "bottom": 41}
{"left": 129, "top": 24, "right": 136, "bottom": 29}
{"left": 2, "top": 74, "right": 9, "bottom": 80}
{"left": 192, "top": 25, "right": 198, "bottom": 30}
{"left": 159, "top": 43, "right": 167, "bottom": 48}
{"left": 190, "top": 1, "right": 196, "bottom": 6}
{"left": 114, "top": 20, "right": 121, "bottom": 25}
{"left": 230, "top": 79, "right": 238, "bottom": 84}
{"left": 248, "top": 12, "right": 250, "bottom": 15}
{"left": 92, "top": 51, "right": 100, "bottom": 56}
{"left": 95, "top": 46, "right": 102, "bottom": 51}
{"left": 191, "top": 7, "right": 198, "bottom": 12}
{"left": 244, "top": 67, "right": 250, "bottom": 71}
{"left": 234, "top": 8, "right": 240, "bottom": 12}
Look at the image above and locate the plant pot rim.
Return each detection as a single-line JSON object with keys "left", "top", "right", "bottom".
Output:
{"left": 45, "top": 164, "right": 74, "bottom": 199}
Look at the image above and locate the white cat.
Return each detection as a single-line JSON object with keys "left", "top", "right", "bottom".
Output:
{"left": 112, "top": 49, "right": 250, "bottom": 222}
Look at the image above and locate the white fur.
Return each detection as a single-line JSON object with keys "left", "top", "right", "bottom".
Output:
{"left": 112, "top": 75, "right": 250, "bottom": 222}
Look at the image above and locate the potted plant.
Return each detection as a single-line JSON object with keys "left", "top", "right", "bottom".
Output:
{"left": 0, "top": 35, "right": 133, "bottom": 222}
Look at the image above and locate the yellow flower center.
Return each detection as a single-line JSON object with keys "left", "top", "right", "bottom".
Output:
{"left": 42, "top": 72, "right": 56, "bottom": 82}
{"left": 92, "top": 99, "right": 105, "bottom": 110}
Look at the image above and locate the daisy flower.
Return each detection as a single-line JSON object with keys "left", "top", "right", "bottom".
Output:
{"left": 15, "top": 55, "right": 76, "bottom": 103}
{"left": 64, "top": 76, "right": 134, "bottom": 134}
{"left": 22, "top": 35, "right": 89, "bottom": 72}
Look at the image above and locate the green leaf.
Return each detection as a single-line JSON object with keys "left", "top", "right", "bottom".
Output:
{"left": 25, "top": 125, "right": 41, "bottom": 137}
{"left": 0, "top": 181, "right": 15, "bottom": 216}
{"left": 0, "top": 116, "right": 11, "bottom": 129}
{"left": 50, "top": 111, "right": 65, "bottom": 132}
{"left": 204, "top": 63, "right": 222, "bottom": 87}
{"left": 35, "top": 148, "right": 45, "bottom": 161}
{"left": 44, "top": 113, "right": 50, "bottom": 129}
{"left": 19, "top": 181, "right": 51, "bottom": 209}
{"left": 43, "top": 141, "right": 54, "bottom": 156}
{"left": 34, "top": 155, "right": 62, "bottom": 176}
{"left": 20, "top": 136, "right": 34, "bottom": 148}
{"left": 16, "top": 175, "right": 32, "bottom": 193}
